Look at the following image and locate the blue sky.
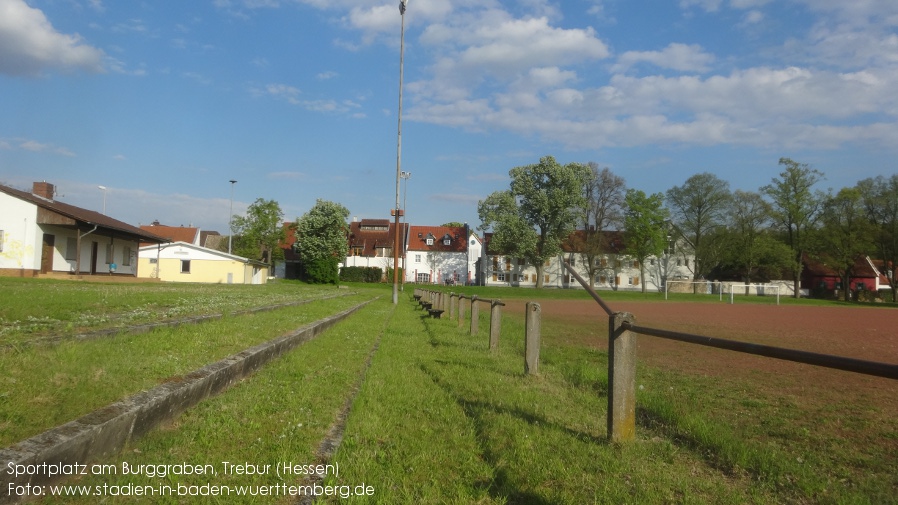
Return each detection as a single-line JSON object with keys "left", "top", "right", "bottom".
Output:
{"left": 1, "top": 0, "right": 897, "bottom": 234}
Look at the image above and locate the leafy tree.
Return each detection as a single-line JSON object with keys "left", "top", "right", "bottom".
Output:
{"left": 815, "top": 187, "right": 876, "bottom": 301}
{"left": 441, "top": 222, "right": 465, "bottom": 228}
{"left": 761, "top": 158, "right": 825, "bottom": 298}
{"left": 718, "top": 190, "right": 792, "bottom": 292}
{"left": 574, "top": 163, "right": 626, "bottom": 287}
{"left": 478, "top": 156, "right": 590, "bottom": 288}
{"left": 666, "top": 172, "right": 731, "bottom": 281}
{"left": 624, "top": 189, "right": 669, "bottom": 293}
{"left": 231, "top": 198, "right": 286, "bottom": 270}
{"left": 295, "top": 199, "right": 350, "bottom": 284}
{"left": 858, "top": 175, "right": 898, "bottom": 301}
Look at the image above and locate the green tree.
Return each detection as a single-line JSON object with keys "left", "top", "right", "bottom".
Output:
{"left": 575, "top": 163, "right": 626, "bottom": 288}
{"left": 719, "top": 190, "right": 792, "bottom": 292}
{"left": 815, "top": 187, "right": 876, "bottom": 301}
{"left": 231, "top": 198, "right": 286, "bottom": 270}
{"left": 295, "top": 199, "right": 350, "bottom": 284}
{"left": 441, "top": 222, "right": 465, "bottom": 228}
{"left": 666, "top": 172, "right": 731, "bottom": 281}
{"left": 623, "top": 189, "right": 669, "bottom": 293}
{"left": 478, "top": 156, "right": 590, "bottom": 288}
{"left": 761, "top": 158, "right": 825, "bottom": 298}
{"left": 858, "top": 175, "right": 898, "bottom": 301}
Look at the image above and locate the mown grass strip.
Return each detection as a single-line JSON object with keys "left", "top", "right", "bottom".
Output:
{"left": 36, "top": 297, "right": 394, "bottom": 505}
{"left": 328, "top": 295, "right": 785, "bottom": 504}
{"left": 0, "top": 279, "right": 343, "bottom": 345}
{"left": 0, "top": 291, "right": 378, "bottom": 446}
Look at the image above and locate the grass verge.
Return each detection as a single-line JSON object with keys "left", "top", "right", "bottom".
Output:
{"left": 0, "top": 290, "right": 378, "bottom": 446}
{"left": 37, "top": 296, "right": 395, "bottom": 504}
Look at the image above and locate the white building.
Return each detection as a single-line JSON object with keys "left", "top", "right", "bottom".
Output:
{"left": 406, "top": 225, "right": 481, "bottom": 285}
{"left": 478, "top": 230, "right": 694, "bottom": 291}
{"left": 0, "top": 181, "right": 166, "bottom": 278}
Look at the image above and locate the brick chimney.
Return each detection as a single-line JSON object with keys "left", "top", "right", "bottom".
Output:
{"left": 32, "top": 181, "right": 55, "bottom": 200}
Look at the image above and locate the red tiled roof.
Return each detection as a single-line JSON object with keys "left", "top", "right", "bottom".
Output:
{"left": 347, "top": 220, "right": 408, "bottom": 257}
{"left": 407, "top": 225, "right": 467, "bottom": 253}
{"left": 139, "top": 224, "right": 199, "bottom": 244}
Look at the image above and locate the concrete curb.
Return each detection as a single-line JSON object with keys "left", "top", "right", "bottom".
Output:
{"left": 0, "top": 299, "right": 373, "bottom": 503}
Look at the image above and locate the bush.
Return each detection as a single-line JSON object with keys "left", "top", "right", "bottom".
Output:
{"left": 304, "top": 257, "right": 340, "bottom": 284}
{"left": 339, "top": 266, "right": 383, "bottom": 283}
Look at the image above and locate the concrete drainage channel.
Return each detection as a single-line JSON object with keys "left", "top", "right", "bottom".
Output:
{"left": 0, "top": 298, "right": 376, "bottom": 504}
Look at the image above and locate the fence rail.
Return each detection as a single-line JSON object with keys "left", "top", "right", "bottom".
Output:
{"left": 559, "top": 261, "right": 898, "bottom": 442}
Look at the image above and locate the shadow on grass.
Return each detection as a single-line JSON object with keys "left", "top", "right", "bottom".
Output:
{"left": 418, "top": 360, "right": 608, "bottom": 505}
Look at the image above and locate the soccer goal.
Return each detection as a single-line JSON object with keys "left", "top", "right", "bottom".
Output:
{"left": 664, "top": 280, "right": 782, "bottom": 305}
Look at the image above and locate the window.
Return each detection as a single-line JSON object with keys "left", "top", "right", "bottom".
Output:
{"left": 443, "top": 238, "right": 451, "bottom": 246}
{"left": 569, "top": 257, "right": 576, "bottom": 267}
{"left": 505, "top": 257, "right": 511, "bottom": 271}
{"left": 497, "top": 272, "right": 506, "bottom": 282}
{"left": 149, "top": 258, "right": 158, "bottom": 264}
{"left": 65, "top": 237, "right": 77, "bottom": 260}
{"left": 417, "top": 273, "right": 430, "bottom": 283}
{"left": 544, "top": 274, "right": 550, "bottom": 283}
{"left": 350, "top": 246, "right": 363, "bottom": 256}
{"left": 106, "top": 244, "right": 114, "bottom": 264}
{"left": 181, "top": 260, "right": 191, "bottom": 273}
{"left": 414, "top": 254, "right": 421, "bottom": 263}
{"left": 121, "top": 246, "right": 132, "bottom": 266}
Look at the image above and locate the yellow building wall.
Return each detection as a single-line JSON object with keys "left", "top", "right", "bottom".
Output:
{"left": 137, "top": 257, "right": 267, "bottom": 284}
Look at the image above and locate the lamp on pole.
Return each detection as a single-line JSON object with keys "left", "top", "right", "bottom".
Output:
{"left": 228, "top": 180, "right": 237, "bottom": 254}
{"left": 98, "top": 186, "right": 107, "bottom": 215}
{"left": 400, "top": 171, "right": 411, "bottom": 290}
{"left": 392, "top": 0, "right": 409, "bottom": 305}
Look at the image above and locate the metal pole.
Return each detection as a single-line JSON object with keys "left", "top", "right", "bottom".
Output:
{"left": 228, "top": 179, "right": 237, "bottom": 254}
{"left": 392, "top": 2, "right": 408, "bottom": 305}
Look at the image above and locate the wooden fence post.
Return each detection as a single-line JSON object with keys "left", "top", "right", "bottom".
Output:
{"left": 458, "top": 295, "right": 466, "bottom": 328}
{"left": 608, "top": 312, "right": 637, "bottom": 442}
{"left": 470, "top": 295, "right": 479, "bottom": 335}
{"left": 525, "top": 302, "right": 540, "bottom": 375}
{"left": 489, "top": 300, "right": 502, "bottom": 351}
{"left": 449, "top": 293, "right": 456, "bottom": 320}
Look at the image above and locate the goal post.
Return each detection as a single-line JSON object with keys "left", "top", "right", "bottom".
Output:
{"left": 665, "top": 280, "right": 781, "bottom": 305}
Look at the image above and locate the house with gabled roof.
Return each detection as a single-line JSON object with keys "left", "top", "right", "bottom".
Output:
{"left": 406, "top": 224, "right": 479, "bottom": 285}
{"left": 341, "top": 218, "right": 409, "bottom": 279}
{"left": 801, "top": 253, "right": 886, "bottom": 299}
{"left": 0, "top": 181, "right": 167, "bottom": 278}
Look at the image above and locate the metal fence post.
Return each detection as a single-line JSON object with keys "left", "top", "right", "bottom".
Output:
{"left": 608, "top": 311, "right": 637, "bottom": 442}
{"left": 489, "top": 300, "right": 502, "bottom": 351}
{"left": 470, "top": 295, "right": 479, "bottom": 336}
{"left": 525, "top": 302, "right": 541, "bottom": 375}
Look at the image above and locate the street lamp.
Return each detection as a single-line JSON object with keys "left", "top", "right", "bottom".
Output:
{"left": 98, "top": 185, "right": 107, "bottom": 215}
{"left": 228, "top": 180, "right": 237, "bottom": 254}
{"left": 400, "top": 171, "right": 411, "bottom": 289}
{"left": 392, "top": 0, "right": 410, "bottom": 305}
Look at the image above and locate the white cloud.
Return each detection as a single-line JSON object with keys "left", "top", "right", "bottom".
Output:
{"left": 10, "top": 138, "right": 77, "bottom": 157}
{"left": 613, "top": 43, "right": 715, "bottom": 73}
{"left": 0, "top": 0, "right": 105, "bottom": 76}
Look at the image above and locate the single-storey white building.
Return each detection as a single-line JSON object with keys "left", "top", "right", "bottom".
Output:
{"left": 0, "top": 181, "right": 167, "bottom": 278}
{"left": 138, "top": 241, "right": 268, "bottom": 284}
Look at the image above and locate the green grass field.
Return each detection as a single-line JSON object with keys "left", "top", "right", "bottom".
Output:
{"left": 3, "top": 279, "right": 896, "bottom": 504}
